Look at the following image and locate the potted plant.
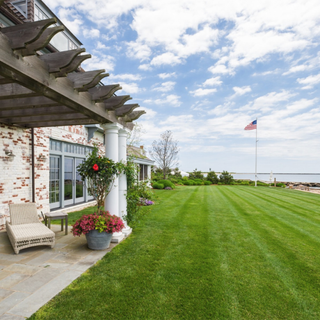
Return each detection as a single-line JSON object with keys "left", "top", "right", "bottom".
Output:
{"left": 72, "top": 211, "right": 124, "bottom": 249}
{"left": 73, "top": 146, "right": 125, "bottom": 249}
{"left": 77, "top": 146, "right": 124, "bottom": 213}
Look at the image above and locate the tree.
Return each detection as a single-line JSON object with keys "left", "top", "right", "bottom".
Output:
{"left": 189, "top": 168, "right": 204, "bottom": 180}
{"left": 150, "top": 130, "right": 179, "bottom": 179}
{"left": 127, "top": 122, "right": 145, "bottom": 147}
{"left": 219, "top": 171, "right": 234, "bottom": 185}
{"left": 206, "top": 171, "right": 219, "bottom": 184}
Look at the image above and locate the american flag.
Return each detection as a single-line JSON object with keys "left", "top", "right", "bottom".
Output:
{"left": 244, "top": 120, "right": 257, "bottom": 130}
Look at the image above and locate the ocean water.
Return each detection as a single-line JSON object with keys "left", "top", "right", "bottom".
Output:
{"left": 231, "top": 174, "right": 320, "bottom": 183}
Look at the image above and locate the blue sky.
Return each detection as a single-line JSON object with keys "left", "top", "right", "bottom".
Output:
{"left": 47, "top": 0, "right": 320, "bottom": 173}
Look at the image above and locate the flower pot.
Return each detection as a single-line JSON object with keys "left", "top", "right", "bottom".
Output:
{"left": 85, "top": 230, "right": 113, "bottom": 250}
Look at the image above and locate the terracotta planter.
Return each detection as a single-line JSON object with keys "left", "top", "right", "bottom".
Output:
{"left": 85, "top": 230, "right": 113, "bottom": 250}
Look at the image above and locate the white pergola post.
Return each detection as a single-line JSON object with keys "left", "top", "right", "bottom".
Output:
{"left": 103, "top": 123, "right": 124, "bottom": 243}
{"left": 118, "top": 128, "right": 132, "bottom": 237}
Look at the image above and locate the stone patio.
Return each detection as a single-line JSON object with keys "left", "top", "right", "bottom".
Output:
{"left": 0, "top": 225, "right": 118, "bottom": 319}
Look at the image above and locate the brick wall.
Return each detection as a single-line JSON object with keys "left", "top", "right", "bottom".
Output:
{"left": 0, "top": 124, "right": 105, "bottom": 230}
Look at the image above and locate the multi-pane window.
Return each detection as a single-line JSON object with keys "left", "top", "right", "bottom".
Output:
{"left": 49, "top": 156, "right": 60, "bottom": 204}
{"left": 139, "top": 165, "right": 149, "bottom": 181}
{"left": 12, "top": 0, "right": 27, "bottom": 18}
{"left": 34, "top": 5, "right": 48, "bottom": 21}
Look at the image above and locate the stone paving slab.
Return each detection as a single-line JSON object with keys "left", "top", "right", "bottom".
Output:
{"left": 0, "top": 224, "right": 125, "bottom": 318}
{"left": 0, "top": 292, "right": 30, "bottom": 316}
{"left": 7, "top": 270, "right": 83, "bottom": 318}
{"left": 0, "top": 314, "right": 25, "bottom": 320}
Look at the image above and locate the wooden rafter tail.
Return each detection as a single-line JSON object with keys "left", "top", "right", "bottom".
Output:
{"left": 0, "top": 96, "right": 58, "bottom": 110}
{"left": 19, "top": 26, "right": 65, "bottom": 56}
{"left": 115, "top": 104, "right": 139, "bottom": 117}
{"left": 67, "top": 69, "right": 106, "bottom": 91}
{"left": 88, "top": 84, "right": 121, "bottom": 102}
{"left": 103, "top": 95, "right": 132, "bottom": 111}
{"left": 81, "top": 73, "right": 109, "bottom": 91}
{"left": 0, "top": 18, "right": 58, "bottom": 50}
{"left": 39, "top": 48, "right": 86, "bottom": 73}
{"left": 55, "top": 54, "right": 91, "bottom": 77}
{"left": 123, "top": 110, "right": 146, "bottom": 122}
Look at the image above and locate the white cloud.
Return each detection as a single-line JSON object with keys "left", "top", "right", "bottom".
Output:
{"left": 117, "top": 82, "right": 141, "bottom": 94}
{"left": 152, "top": 81, "right": 175, "bottom": 92}
{"left": 240, "top": 90, "right": 296, "bottom": 112}
{"left": 83, "top": 28, "right": 100, "bottom": 38}
{"left": 138, "top": 64, "right": 152, "bottom": 71}
{"left": 203, "top": 77, "right": 222, "bottom": 87}
{"left": 297, "top": 74, "right": 320, "bottom": 89}
{"left": 190, "top": 88, "right": 217, "bottom": 97}
{"left": 232, "top": 86, "right": 252, "bottom": 97}
{"left": 56, "top": 8, "right": 83, "bottom": 35}
{"left": 96, "top": 41, "right": 107, "bottom": 49}
{"left": 208, "top": 64, "right": 234, "bottom": 75}
{"left": 144, "top": 94, "right": 181, "bottom": 107}
{"left": 82, "top": 53, "right": 115, "bottom": 72}
{"left": 150, "top": 52, "right": 182, "bottom": 66}
{"left": 158, "top": 72, "right": 176, "bottom": 79}
{"left": 110, "top": 74, "right": 143, "bottom": 81}
{"left": 126, "top": 41, "right": 152, "bottom": 61}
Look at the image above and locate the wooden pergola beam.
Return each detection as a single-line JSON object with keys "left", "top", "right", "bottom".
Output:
{"left": 0, "top": 83, "right": 36, "bottom": 99}
{"left": 54, "top": 54, "right": 91, "bottom": 77}
{"left": 1, "top": 19, "right": 58, "bottom": 50}
{"left": 19, "top": 26, "right": 64, "bottom": 56}
{"left": 88, "top": 84, "right": 121, "bottom": 101}
{"left": 0, "top": 33, "right": 120, "bottom": 125}
{"left": 39, "top": 48, "right": 85, "bottom": 73}
{"left": 103, "top": 95, "right": 132, "bottom": 111}
{"left": 0, "top": 105, "right": 75, "bottom": 117}
{"left": 115, "top": 104, "right": 139, "bottom": 117}
{"left": 0, "top": 96, "right": 58, "bottom": 110}
{"left": 21, "top": 118, "right": 103, "bottom": 128}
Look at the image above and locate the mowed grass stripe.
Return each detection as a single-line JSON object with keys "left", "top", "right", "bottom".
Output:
{"left": 213, "top": 187, "right": 308, "bottom": 319}
{"left": 239, "top": 186, "right": 320, "bottom": 225}
{"left": 219, "top": 186, "right": 320, "bottom": 318}
{"left": 232, "top": 186, "right": 320, "bottom": 244}
{"left": 248, "top": 186, "right": 320, "bottom": 211}
{"left": 30, "top": 186, "right": 320, "bottom": 320}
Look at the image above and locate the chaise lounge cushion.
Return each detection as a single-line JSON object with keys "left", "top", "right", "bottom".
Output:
{"left": 7, "top": 203, "right": 55, "bottom": 254}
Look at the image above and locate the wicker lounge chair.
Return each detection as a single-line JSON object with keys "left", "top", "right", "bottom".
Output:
{"left": 6, "top": 203, "right": 55, "bottom": 254}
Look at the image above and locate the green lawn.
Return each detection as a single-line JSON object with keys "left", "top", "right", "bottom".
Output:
{"left": 31, "top": 186, "right": 320, "bottom": 319}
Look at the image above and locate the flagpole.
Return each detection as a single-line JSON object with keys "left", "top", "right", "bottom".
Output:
{"left": 255, "top": 117, "right": 258, "bottom": 187}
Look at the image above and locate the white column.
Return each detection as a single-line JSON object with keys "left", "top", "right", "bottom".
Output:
{"left": 118, "top": 128, "right": 132, "bottom": 237}
{"left": 103, "top": 123, "right": 124, "bottom": 243}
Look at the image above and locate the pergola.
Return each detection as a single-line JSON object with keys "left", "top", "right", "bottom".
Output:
{"left": 0, "top": 14, "right": 145, "bottom": 128}
{"left": 0, "top": 3, "right": 145, "bottom": 238}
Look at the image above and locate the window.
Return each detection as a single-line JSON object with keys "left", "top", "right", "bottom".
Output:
{"left": 12, "top": 0, "right": 28, "bottom": 18}
{"left": 34, "top": 5, "right": 48, "bottom": 21}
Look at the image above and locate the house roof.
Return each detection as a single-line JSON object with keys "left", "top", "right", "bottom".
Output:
{"left": 127, "top": 145, "right": 154, "bottom": 164}
{"left": 0, "top": 2, "right": 145, "bottom": 129}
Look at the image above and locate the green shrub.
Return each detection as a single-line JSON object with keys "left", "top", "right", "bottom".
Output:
{"left": 276, "top": 183, "right": 286, "bottom": 188}
{"left": 257, "top": 181, "right": 269, "bottom": 186}
{"left": 188, "top": 180, "right": 196, "bottom": 185}
{"left": 183, "top": 180, "right": 191, "bottom": 185}
{"left": 218, "top": 182, "right": 222, "bottom": 185}
{"left": 206, "top": 171, "right": 219, "bottom": 184}
{"left": 194, "top": 179, "right": 204, "bottom": 185}
{"left": 177, "top": 180, "right": 184, "bottom": 185}
{"left": 158, "top": 180, "right": 175, "bottom": 189}
{"left": 153, "top": 183, "right": 164, "bottom": 189}
{"left": 204, "top": 181, "right": 211, "bottom": 185}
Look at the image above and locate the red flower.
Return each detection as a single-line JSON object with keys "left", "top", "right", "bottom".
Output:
{"left": 93, "top": 164, "right": 99, "bottom": 171}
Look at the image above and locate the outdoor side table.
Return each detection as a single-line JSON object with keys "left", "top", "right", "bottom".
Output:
{"left": 44, "top": 212, "right": 68, "bottom": 235}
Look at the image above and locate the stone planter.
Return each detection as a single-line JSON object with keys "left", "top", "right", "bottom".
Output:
{"left": 85, "top": 230, "right": 113, "bottom": 250}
